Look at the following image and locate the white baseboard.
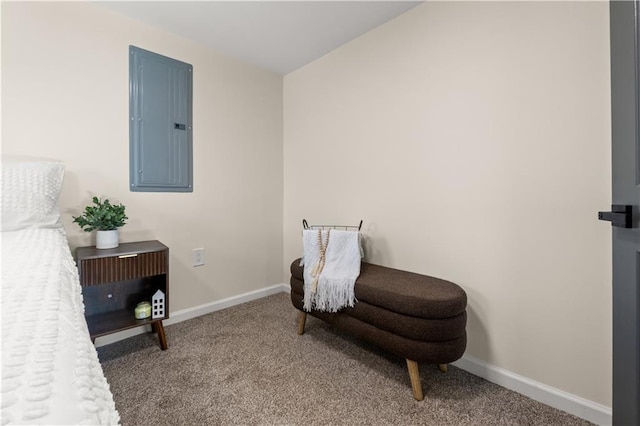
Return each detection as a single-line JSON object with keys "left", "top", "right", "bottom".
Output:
{"left": 94, "top": 285, "right": 611, "bottom": 425}
{"left": 165, "top": 283, "right": 289, "bottom": 325}
{"left": 94, "top": 283, "right": 289, "bottom": 348}
{"left": 452, "top": 355, "right": 612, "bottom": 426}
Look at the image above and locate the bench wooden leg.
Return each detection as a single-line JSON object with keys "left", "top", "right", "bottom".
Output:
{"left": 406, "top": 359, "right": 424, "bottom": 401}
{"left": 297, "top": 312, "right": 307, "bottom": 335}
{"left": 152, "top": 320, "right": 168, "bottom": 350}
{"left": 438, "top": 364, "right": 448, "bottom": 373}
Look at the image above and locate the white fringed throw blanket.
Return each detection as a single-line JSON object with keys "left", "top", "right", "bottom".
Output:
{"left": 302, "top": 229, "right": 361, "bottom": 312}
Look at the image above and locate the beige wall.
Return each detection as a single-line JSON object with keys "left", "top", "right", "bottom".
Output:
{"left": 283, "top": 1, "right": 612, "bottom": 406}
{"left": 1, "top": 2, "right": 284, "bottom": 311}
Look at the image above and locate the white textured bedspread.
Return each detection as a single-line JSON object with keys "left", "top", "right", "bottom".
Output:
{"left": 1, "top": 229, "right": 120, "bottom": 425}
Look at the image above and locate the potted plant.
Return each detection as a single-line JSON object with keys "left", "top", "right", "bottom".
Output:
{"left": 73, "top": 196, "right": 128, "bottom": 249}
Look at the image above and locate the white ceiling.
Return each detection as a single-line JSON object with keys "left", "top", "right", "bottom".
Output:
{"left": 96, "top": 1, "right": 422, "bottom": 74}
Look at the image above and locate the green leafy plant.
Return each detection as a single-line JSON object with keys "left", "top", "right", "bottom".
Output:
{"left": 73, "top": 196, "right": 128, "bottom": 232}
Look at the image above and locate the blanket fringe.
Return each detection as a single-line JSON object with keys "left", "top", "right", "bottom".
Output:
{"left": 303, "top": 277, "right": 357, "bottom": 313}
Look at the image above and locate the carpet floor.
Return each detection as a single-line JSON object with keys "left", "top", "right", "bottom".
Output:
{"left": 98, "top": 293, "right": 592, "bottom": 425}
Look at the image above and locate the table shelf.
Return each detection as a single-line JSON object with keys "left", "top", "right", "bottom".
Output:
{"left": 85, "top": 309, "right": 167, "bottom": 339}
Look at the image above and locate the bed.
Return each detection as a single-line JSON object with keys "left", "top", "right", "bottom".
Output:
{"left": 1, "top": 160, "right": 120, "bottom": 425}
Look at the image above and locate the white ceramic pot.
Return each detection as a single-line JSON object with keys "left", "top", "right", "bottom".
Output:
{"left": 96, "top": 229, "right": 119, "bottom": 249}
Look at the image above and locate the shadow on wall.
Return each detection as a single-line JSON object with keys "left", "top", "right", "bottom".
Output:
{"left": 62, "top": 171, "right": 160, "bottom": 249}
{"left": 360, "top": 222, "right": 392, "bottom": 266}
{"left": 463, "top": 286, "right": 491, "bottom": 362}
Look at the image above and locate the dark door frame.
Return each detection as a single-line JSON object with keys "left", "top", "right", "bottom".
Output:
{"left": 608, "top": 1, "right": 640, "bottom": 425}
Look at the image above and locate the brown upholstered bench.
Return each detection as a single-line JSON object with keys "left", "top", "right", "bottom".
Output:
{"left": 290, "top": 258, "right": 467, "bottom": 400}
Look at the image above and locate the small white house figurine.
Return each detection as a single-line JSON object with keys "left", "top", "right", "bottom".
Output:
{"left": 152, "top": 289, "right": 165, "bottom": 319}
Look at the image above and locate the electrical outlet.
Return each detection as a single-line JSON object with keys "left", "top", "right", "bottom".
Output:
{"left": 192, "top": 248, "right": 205, "bottom": 267}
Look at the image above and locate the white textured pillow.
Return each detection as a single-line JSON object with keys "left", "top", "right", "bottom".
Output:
{"left": 1, "top": 161, "right": 65, "bottom": 231}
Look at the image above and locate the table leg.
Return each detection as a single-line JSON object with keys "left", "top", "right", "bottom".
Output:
{"left": 152, "top": 320, "right": 168, "bottom": 350}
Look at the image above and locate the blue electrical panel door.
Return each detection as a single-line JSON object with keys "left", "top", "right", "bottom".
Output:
{"left": 129, "top": 46, "right": 193, "bottom": 192}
